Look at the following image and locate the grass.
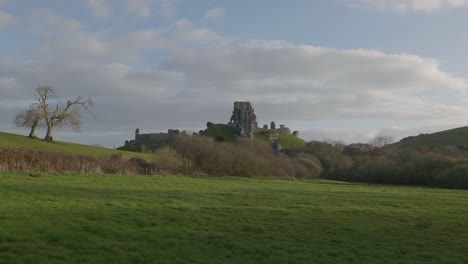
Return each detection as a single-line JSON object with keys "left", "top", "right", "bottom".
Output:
{"left": 1, "top": 173, "right": 467, "bottom": 263}
{"left": 278, "top": 134, "right": 306, "bottom": 149}
{"left": 395, "top": 126, "right": 468, "bottom": 148}
{"left": 0, "top": 132, "right": 152, "bottom": 161}
{"left": 255, "top": 133, "right": 306, "bottom": 149}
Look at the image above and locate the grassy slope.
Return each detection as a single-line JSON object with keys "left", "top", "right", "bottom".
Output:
{"left": 278, "top": 134, "right": 306, "bottom": 149}
{"left": 255, "top": 133, "right": 306, "bottom": 149}
{"left": 395, "top": 126, "right": 468, "bottom": 148}
{"left": 1, "top": 173, "right": 467, "bottom": 263}
{"left": 0, "top": 132, "right": 152, "bottom": 160}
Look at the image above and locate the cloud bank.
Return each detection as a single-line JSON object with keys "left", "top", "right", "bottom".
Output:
{"left": 2, "top": 39, "right": 467, "bottom": 146}
{"left": 355, "top": 0, "right": 468, "bottom": 12}
{"left": 0, "top": 11, "right": 16, "bottom": 29}
{"left": 1, "top": 1, "right": 468, "bottom": 147}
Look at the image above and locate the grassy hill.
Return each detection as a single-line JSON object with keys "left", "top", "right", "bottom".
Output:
{"left": 0, "top": 132, "right": 152, "bottom": 160}
{"left": 255, "top": 133, "right": 306, "bottom": 149}
{"left": 1, "top": 172, "right": 467, "bottom": 263}
{"left": 278, "top": 133, "right": 306, "bottom": 149}
{"left": 395, "top": 126, "right": 468, "bottom": 148}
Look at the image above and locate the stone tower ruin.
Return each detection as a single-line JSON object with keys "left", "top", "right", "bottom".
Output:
{"left": 228, "top": 101, "right": 259, "bottom": 136}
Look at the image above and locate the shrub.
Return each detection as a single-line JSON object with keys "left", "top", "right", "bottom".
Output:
{"left": 0, "top": 148, "right": 144, "bottom": 175}
{"left": 434, "top": 165, "right": 468, "bottom": 189}
{"left": 173, "top": 135, "right": 314, "bottom": 179}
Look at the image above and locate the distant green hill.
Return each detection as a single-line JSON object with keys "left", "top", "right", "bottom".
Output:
{"left": 395, "top": 126, "right": 468, "bottom": 148}
{"left": 0, "top": 132, "right": 152, "bottom": 160}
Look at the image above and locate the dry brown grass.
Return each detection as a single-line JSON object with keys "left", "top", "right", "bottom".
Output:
{"left": 0, "top": 148, "right": 150, "bottom": 175}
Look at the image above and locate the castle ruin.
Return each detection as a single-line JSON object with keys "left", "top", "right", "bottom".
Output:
{"left": 124, "top": 128, "right": 179, "bottom": 147}
{"left": 228, "top": 101, "right": 294, "bottom": 137}
{"left": 122, "top": 101, "right": 299, "bottom": 150}
{"left": 228, "top": 102, "right": 259, "bottom": 136}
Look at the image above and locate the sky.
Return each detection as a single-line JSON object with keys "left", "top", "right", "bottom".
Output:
{"left": 1, "top": 0, "right": 468, "bottom": 147}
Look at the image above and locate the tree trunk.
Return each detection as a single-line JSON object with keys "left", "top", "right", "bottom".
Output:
{"left": 44, "top": 126, "right": 54, "bottom": 142}
{"left": 28, "top": 122, "right": 38, "bottom": 139}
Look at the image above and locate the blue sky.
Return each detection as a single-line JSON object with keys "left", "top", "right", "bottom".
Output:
{"left": 1, "top": 0, "right": 468, "bottom": 146}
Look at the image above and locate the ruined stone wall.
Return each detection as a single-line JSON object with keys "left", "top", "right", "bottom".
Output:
{"left": 275, "top": 124, "right": 291, "bottom": 135}
{"left": 136, "top": 133, "right": 171, "bottom": 144}
{"left": 125, "top": 129, "right": 179, "bottom": 147}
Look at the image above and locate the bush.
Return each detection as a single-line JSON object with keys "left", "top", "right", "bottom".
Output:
{"left": 154, "top": 148, "right": 185, "bottom": 173}
{"left": 434, "top": 165, "right": 468, "bottom": 189}
{"left": 305, "top": 141, "right": 353, "bottom": 180}
{"left": 0, "top": 148, "right": 144, "bottom": 175}
{"left": 173, "top": 135, "right": 318, "bottom": 179}
{"left": 304, "top": 140, "right": 468, "bottom": 189}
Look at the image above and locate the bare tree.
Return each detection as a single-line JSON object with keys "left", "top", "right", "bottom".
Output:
{"left": 34, "top": 86, "right": 94, "bottom": 142}
{"left": 14, "top": 105, "right": 44, "bottom": 138}
{"left": 369, "top": 136, "right": 394, "bottom": 148}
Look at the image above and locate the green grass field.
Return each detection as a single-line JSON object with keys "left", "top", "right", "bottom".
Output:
{"left": 0, "top": 132, "right": 152, "bottom": 160}
{"left": 1, "top": 173, "right": 467, "bottom": 263}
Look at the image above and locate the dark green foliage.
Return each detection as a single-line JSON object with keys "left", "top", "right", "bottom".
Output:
{"left": 1, "top": 173, "right": 467, "bottom": 263}
{"left": 305, "top": 141, "right": 353, "bottom": 180}
{"left": 435, "top": 165, "right": 468, "bottom": 189}
{"left": 117, "top": 141, "right": 174, "bottom": 153}
{"left": 199, "top": 124, "right": 239, "bottom": 141}
{"left": 307, "top": 141, "right": 468, "bottom": 189}
{"left": 214, "top": 135, "right": 225, "bottom": 142}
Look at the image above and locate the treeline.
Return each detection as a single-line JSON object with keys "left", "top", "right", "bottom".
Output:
{"left": 0, "top": 135, "right": 323, "bottom": 179}
{"left": 305, "top": 141, "right": 468, "bottom": 189}
{"left": 3, "top": 135, "right": 468, "bottom": 189}
{"left": 173, "top": 135, "right": 322, "bottom": 179}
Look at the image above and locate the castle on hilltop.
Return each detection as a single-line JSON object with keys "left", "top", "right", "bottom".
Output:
{"left": 228, "top": 101, "right": 297, "bottom": 137}
{"left": 122, "top": 101, "right": 299, "bottom": 149}
{"left": 228, "top": 102, "right": 259, "bottom": 136}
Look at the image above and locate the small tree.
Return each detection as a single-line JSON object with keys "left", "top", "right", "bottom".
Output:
{"left": 369, "top": 136, "right": 394, "bottom": 148}
{"left": 14, "top": 105, "right": 44, "bottom": 138}
{"left": 34, "top": 86, "right": 94, "bottom": 142}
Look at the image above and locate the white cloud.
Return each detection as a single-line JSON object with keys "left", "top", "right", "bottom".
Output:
{"left": 122, "top": 0, "right": 178, "bottom": 19}
{"left": 0, "top": 11, "right": 16, "bottom": 29}
{"left": 86, "top": 0, "right": 113, "bottom": 19}
{"left": 203, "top": 8, "right": 225, "bottom": 22}
{"left": 155, "top": 41, "right": 468, "bottom": 135}
{"left": 355, "top": 0, "right": 468, "bottom": 12}
{"left": 30, "top": 8, "right": 86, "bottom": 36}
{"left": 28, "top": 10, "right": 231, "bottom": 62}
{"left": 36, "top": 29, "right": 164, "bottom": 62}
{"left": 3, "top": 7, "right": 468, "bottom": 146}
